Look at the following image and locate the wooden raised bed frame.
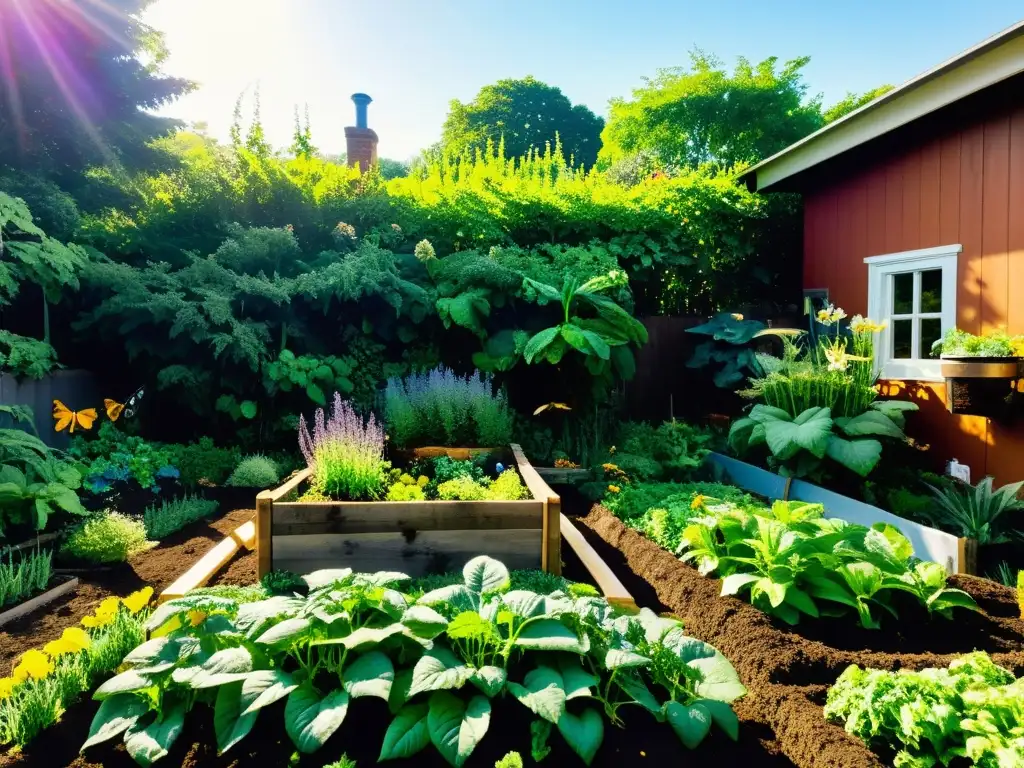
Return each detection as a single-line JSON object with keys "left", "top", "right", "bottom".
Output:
{"left": 256, "top": 444, "right": 561, "bottom": 579}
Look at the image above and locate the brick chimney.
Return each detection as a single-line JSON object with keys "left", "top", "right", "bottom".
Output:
{"left": 345, "top": 93, "right": 378, "bottom": 172}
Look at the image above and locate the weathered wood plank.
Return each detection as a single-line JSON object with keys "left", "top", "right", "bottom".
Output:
{"left": 272, "top": 500, "right": 542, "bottom": 534}
{"left": 0, "top": 577, "right": 79, "bottom": 627}
{"left": 273, "top": 530, "right": 542, "bottom": 576}
{"left": 161, "top": 520, "right": 257, "bottom": 602}
{"left": 257, "top": 494, "right": 273, "bottom": 578}
{"left": 266, "top": 468, "right": 312, "bottom": 502}
{"left": 511, "top": 443, "right": 562, "bottom": 576}
{"left": 559, "top": 514, "right": 636, "bottom": 612}
{"left": 2, "top": 531, "right": 60, "bottom": 554}
{"left": 408, "top": 447, "right": 496, "bottom": 460}
{"left": 534, "top": 467, "right": 592, "bottom": 485}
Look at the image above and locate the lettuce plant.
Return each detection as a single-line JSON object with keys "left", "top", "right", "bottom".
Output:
{"left": 299, "top": 394, "right": 388, "bottom": 500}
{"left": 82, "top": 557, "right": 745, "bottom": 766}
{"left": 676, "top": 498, "right": 978, "bottom": 628}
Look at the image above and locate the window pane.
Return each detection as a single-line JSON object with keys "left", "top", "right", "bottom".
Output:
{"left": 892, "top": 319, "right": 913, "bottom": 359}
{"left": 892, "top": 273, "right": 913, "bottom": 314}
{"left": 920, "top": 269, "right": 943, "bottom": 313}
{"left": 921, "top": 318, "right": 942, "bottom": 358}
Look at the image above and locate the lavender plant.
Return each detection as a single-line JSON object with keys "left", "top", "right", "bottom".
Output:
{"left": 383, "top": 366, "right": 513, "bottom": 448}
{"left": 298, "top": 394, "right": 388, "bottom": 500}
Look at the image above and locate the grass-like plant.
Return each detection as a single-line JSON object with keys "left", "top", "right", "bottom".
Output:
{"left": 921, "top": 476, "right": 1024, "bottom": 545}
{"left": 143, "top": 495, "right": 219, "bottom": 540}
{"left": 384, "top": 366, "right": 513, "bottom": 448}
{"left": 226, "top": 454, "right": 280, "bottom": 488}
{"left": 299, "top": 394, "right": 388, "bottom": 500}
{"left": 0, "top": 549, "right": 52, "bottom": 609}
{"left": 60, "top": 512, "right": 153, "bottom": 564}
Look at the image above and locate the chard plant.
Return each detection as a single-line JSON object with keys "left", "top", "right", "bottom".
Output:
{"left": 81, "top": 557, "right": 745, "bottom": 766}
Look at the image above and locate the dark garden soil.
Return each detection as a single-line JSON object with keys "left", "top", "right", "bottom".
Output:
{"left": 0, "top": 508, "right": 255, "bottom": 674}
{"left": 571, "top": 503, "right": 1024, "bottom": 768}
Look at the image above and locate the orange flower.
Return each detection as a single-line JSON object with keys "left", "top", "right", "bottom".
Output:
{"left": 608, "top": 485, "right": 621, "bottom": 494}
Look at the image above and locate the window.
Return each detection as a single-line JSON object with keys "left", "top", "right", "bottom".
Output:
{"left": 865, "top": 244, "right": 960, "bottom": 380}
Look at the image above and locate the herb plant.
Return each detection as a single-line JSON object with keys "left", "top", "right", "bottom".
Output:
{"left": 932, "top": 327, "right": 1024, "bottom": 357}
{"left": 299, "top": 394, "right": 389, "bottom": 500}
{"left": 384, "top": 367, "right": 513, "bottom": 448}
{"left": 227, "top": 455, "right": 281, "bottom": 488}
{"left": 82, "top": 557, "right": 745, "bottom": 766}
{"left": 143, "top": 495, "right": 219, "bottom": 540}
{"left": 61, "top": 512, "right": 153, "bottom": 564}
{"left": 920, "top": 476, "right": 1024, "bottom": 545}
{"left": 0, "top": 548, "right": 52, "bottom": 608}
{"left": 825, "top": 653, "right": 1023, "bottom": 768}
{"left": 167, "top": 438, "right": 240, "bottom": 487}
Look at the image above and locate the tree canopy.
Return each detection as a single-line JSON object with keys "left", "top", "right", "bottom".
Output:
{"left": 0, "top": 0, "right": 193, "bottom": 184}
{"left": 441, "top": 76, "right": 605, "bottom": 169}
{"left": 599, "top": 51, "right": 891, "bottom": 170}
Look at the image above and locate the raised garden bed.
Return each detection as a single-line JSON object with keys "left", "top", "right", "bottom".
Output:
{"left": 571, "top": 504, "right": 1024, "bottom": 768}
{"left": 255, "top": 444, "right": 561, "bottom": 578}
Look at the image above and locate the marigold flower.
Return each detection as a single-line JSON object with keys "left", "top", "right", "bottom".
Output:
{"left": 602, "top": 463, "right": 620, "bottom": 472}
{"left": 0, "top": 677, "right": 15, "bottom": 700}
{"left": 42, "top": 627, "right": 91, "bottom": 658}
{"left": 189, "top": 611, "right": 208, "bottom": 627}
{"left": 12, "top": 650, "right": 53, "bottom": 682}
{"left": 691, "top": 494, "right": 705, "bottom": 511}
{"left": 122, "top": 587, "right": 154, "bottom": 615}
{"left": 607, "top": 485, "right": 620, "bottom": 494}
{"left": 82, "top": 596, "right": 121, "bottom": 629}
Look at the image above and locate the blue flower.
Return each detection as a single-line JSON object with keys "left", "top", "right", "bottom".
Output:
{"left": 156, "top": 465, "right": 181, "bottom": 479}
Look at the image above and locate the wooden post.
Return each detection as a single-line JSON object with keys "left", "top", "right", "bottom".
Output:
{"left": 511, "top": 443, "right": 561, "bottom": 575}
{"left": 257, "top": 492, "right": 272, "bottom": 579}
{"left": 957, "top": 537, "right": 978, "bottom": 575}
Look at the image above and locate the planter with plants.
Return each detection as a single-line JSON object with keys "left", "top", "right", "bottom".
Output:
{"left": 933, "top": 329, "right": 1024, "bottom": 417}
{"left": 257, "top": 394, "right": 561, "bottom": 580}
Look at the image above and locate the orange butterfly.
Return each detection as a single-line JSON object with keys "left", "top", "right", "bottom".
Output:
{"left": 53, "top": 400, "right": 97, "bottom": 433}
{"left": 104, "top": 387, "right": 145, "bottom": 422}
{"left": 533, "top": 402, "right": 572, "bottom": 416}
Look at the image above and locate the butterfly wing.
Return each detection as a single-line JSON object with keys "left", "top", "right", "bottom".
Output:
{"left": 104, "top": 399, "right": 125, "bottom": 422}
{"left": 122, "top": 387, "right": 145, "bottom": 418}
{"left": 76, "top": 409, "right": 98, "bottom": 431}
{"left": 53, "top": 400, "right": 74, "bottom": 433}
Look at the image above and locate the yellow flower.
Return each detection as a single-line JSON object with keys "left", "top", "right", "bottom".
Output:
{"left": 816, "top": 309, "right": 832, "bottom": 324}
{"left": 731, "top": 313, "right": 744, "bottom": 321}
{"left": 0, "top": 677, "right": 15, "bottom": 700}
{"left": 12, "top": 650, "right": 53, "bottom": 683}
{"left": 82, "top": 597, "right": 121, "bottom": 629}
{"left": 122, "top": 587, "right": 154, "bottom": 615}
{"left": 188, "top": 611, "right": 208, "bottom": 627}
{"left": 42, "top": 627, "right": 91, "bottom": 658}
{"left": 608, "top": 485, "right": 621, "bottom": 494}
{"left": 602, "top": 463, "right": 620, "bottom": 472}
{"left": 691, "top": 494, "right": 706, "bottom": 511}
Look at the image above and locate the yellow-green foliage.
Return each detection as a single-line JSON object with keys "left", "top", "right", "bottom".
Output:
{"left": 386, "top": 482, "right": 426, "bottom": 502}
{"left": 437, "top": 476, "right": 489, "bottom": 501}
{"left": 60, "top": 513, "right": 152, "bottom": 564}
{"left": 437, "top": 470, "right": 527, "bottom": 501}
{"left": 488, "top": 469, "right": 528, "bottom": 500}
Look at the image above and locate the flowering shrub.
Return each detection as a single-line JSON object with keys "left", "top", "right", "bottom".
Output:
{"left": 60, "top": 512, "right": 153, "bottom": 564}
{"left": 384, "top": 366, "right": 513, "bottom": 448}
{"left": 299, "top": 394, "right": 389, "bottom": 500}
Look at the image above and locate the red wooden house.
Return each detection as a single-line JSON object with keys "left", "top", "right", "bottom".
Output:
{"left": 741, "top": 21, "right": 1024, "bottom": 485}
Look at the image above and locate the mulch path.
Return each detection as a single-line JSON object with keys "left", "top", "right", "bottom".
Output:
{"left": 573, "top": 504, "right": 1024, "bottom": 768}
{"left": 0, "top": 508, "right": 254, "bottom": 674}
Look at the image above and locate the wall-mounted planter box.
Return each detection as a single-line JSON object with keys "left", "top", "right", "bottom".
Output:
{"left": 940, "top": 356, "right": 1022, "bottom": 418}
{"left": 256, "top": 444, "right": 561, "bottom": 579}
{"left": 707, "top": 453, "right": 967, "bottom": 574}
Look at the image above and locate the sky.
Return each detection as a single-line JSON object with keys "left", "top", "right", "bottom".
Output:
{"left": 143, "top": 0, "right": 1024, "bottom": 161}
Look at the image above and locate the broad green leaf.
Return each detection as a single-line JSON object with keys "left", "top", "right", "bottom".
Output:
{"left": 523, "top": 327, "right": 560, "bottom": 364}
{"left": 94, "top": 670, "right": 153, "bottom": 700}
{"left": 865, "top": 524, "right": 914, "bottom": 568}
{"left": 720, "top": 573, "right": 759, "bottom": 596}
{"left": 469, "top": 666, "right": 506, "bottom": 697}
{"left": 124, "top": 702, "right": 186, "bottom": 767}
{"left": 500, "top": 590, "right": 545, "bottom": 618}
{"left": 462, "top": 556, "right": 510, "bottom": 594}
{"left": 428, "top": 692, "right": 491, "bottom": 767}
{"left": 783, "top": 587, "right": 819, "bottom": 617}
{"left": 239, "top": 400, "right": 258, "bottom": 419}
{"left": 123, "top": 637, "right": 189, "bottom": 672}
{"left": 688, "top": 653, "right": 747, "bottom": 702}
{"left": 312, "top": 623, "right": 405, "bottom": 650}
{"left": 696, "top": 699, "right": 740, "bottom": 740}
{"left": 764, "top": 406, "right": 832, "bottom": 460}
{"left": 303, "top": 569, "right": 353, "bottom": 590}
{"left": 728, "top": 417, "right": 757, "bottom": 454}
{"left": 836, "top": 410, "right": 906, "bottom": 439}
{"left": 662, "top": 631, "right": 718, "bottom": 664}
{"left": 353, "top": 571, "right": 411, "bottom": 587}
{"left": 556, "top": 707, "right": 604, "bottom": 765}
{"left": 240, "top": 670, "right": 298, "bottom": 715}
{"left": 285, "top": 684, "right": 350, "bottom": 753}
{"left": 604, "top": 649, "right": 650, "bottom": 669}
{"left": 191, "top": 646, "right": 256, "bottom": 689}
{"left": 868, "top": 399, "right": 918, "bottom": 428}
{"left": 81, "top": 694, "right": 148, "bottom": 751}
{"left": 402, "top": 605, "right": 449, "bottom": 639}
{"left": 409, "top": 647, "right": 473, "bottom": 698}
{"left": 825, "top": 435, "right": 882, "bottom": 477}
{"left": 746, "top": 404, "right": 793, "bottom": 424}
{"left": 514, "top": 619, "right": 586, "bottom": 653}
{"left": 255, "top": 617, "right": 310, "bottom": 646}
{"left": 417, "top": 584, "right": 480, "bottom": 613}
{"left": 389, "top": 669, "right": 414, "bottom": 714}
{"left": 343, "top": 651, "right": 394, "bottom": 700}
{"left": 631, "top": 608, "right": 683, "bottom": 644}
{"left": 379, "top": 703, "right": 430, "bottom": 761}
{"left": 665, "top": 701, "right": 712, "bottom": 749}
{"left": 581, "top": 330, "right": 611, "bottom": 360}
{"left": 446, "top": 611, "right": 498, "bottom": 642}
{"left": 508, "top": 666, "right": 566, "bottom": 724}
{"left": 617, "top": 674, "right": 663, "bottom": 717}
{"left": 560, "top": 323, "right": 592, "bottom": 356}
{"left": 928, "top": 588, "right": 980, "bottom": 612}
{"left": 805, "top": 576, "right": 858, "bottom": 607}
{"left": 557, "top": 657, "right": 598, "bottom": 700}
{"left": 215, "top": 682, "right": 258, "bottom": 755}
{"left": 235, "top": 597, "right": 304, "bottom": 635}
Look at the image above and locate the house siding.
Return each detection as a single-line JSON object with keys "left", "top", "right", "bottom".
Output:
{"left": 803, "top": 104, "right": 1024, "bottom": 485}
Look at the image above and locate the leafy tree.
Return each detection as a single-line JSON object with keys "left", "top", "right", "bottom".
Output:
{"left": 600, "top": 52, "right": 824, "bottom": 169}
{"left": 823, "top": 85, "right": 895, "bottom": 124}
{"left": 0, "top": 0, "right": 193, "bottom": 184}
{"left": 441, "top": 76, "right": 604, "bottom": 169}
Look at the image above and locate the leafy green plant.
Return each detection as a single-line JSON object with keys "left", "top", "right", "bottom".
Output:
{"left": 83, "top": 556, "right": 745, "bottom": 766}
{"left": 143, "top": 496, "right": 219, "bottom": 540}
{"left": 426, "top": 456, "right": 487, "bottom": 486}
{"left": 167, "top": 438, "right": 240, "bottom": 487}
{"left": 60, "top": 512, "right": 153, "bottom": 564}
{"left": 495, "top": 751, "right": 523, "bottom": 768}
{"left": 322, "top": 755, "right": 357, "bottom": 768}
{"left": 674, "top": 495, "right": 978, "bottom": 628}
{"left": 0, "top": 405, "right": 87, "bottom": 534}
{"left": 72, "top": 424, "right": 178, "bottom": 494}
{"left": 686, "top": 313, "right": 769, "bottom": 388}
{"left": 227, "top": 455, "right": 281, "bottom": 488}
{"left": 825, "top": 653, "right": 1022, "bottom": 768}
{"left": 0, "top": 548, "right": 52, "bottom": 608}
{"left": 260, "top": 569, "right": 307, "bottom": 597}
{"left": 264, "top": 349, "right": 356, "bottom": 406}
{"left": 920, "top": 476, "right": 1024, "bottom": 545}
{"left": 384, "top": 367, "right": 513, "bottom": 448}
{"left": 932, "top": 327, "right": 1024, "bottom": 357}
{"left": 436, "top": 470, "right": 528, "bottom": 501}
{"left": 728, "top": 403, "right": 917, "bottom": 479}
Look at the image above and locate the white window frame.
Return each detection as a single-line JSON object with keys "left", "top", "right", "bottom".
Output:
{"left": 864, "top": 244, "right": 961, "bottom": 381}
